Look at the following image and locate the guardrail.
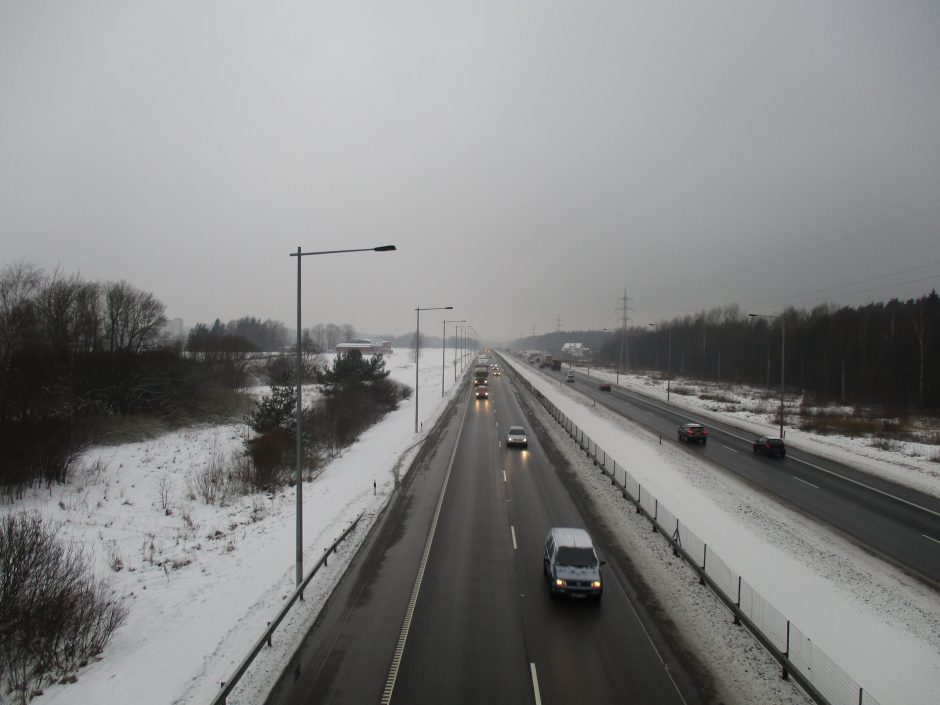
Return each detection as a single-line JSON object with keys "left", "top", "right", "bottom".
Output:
{"left": 210, "top": 513, "right": 365, "bottom": 705}
{"left": 506, "top": 361, "right": 882, "bottom": 705}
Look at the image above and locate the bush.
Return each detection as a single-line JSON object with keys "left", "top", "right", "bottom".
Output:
{"left": 0, "top": 513, "right": 127, "bottom": 702}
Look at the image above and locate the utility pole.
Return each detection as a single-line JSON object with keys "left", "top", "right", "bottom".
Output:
{"left": 616, "top": 290, "right": 632, "bottom": 385}
{"left": 556, "top": 315, "right": 561, "bottom": 335}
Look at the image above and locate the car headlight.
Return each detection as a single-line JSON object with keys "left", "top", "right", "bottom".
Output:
{"left": 591, "top": 581, "right": 602, "bottom": 589}
{"left": 554, "top": 578, "right": 566, "bottom": 587}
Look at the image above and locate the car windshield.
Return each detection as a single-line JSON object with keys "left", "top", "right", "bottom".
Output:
{"left": 509, "top": 427, "right": 525, "bottom": 435}
{"left": 556, "top": 546, "right": 597, "bottom": 568}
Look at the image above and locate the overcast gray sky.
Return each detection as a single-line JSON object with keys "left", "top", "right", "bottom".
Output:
{"left": 2, "top": 1, "right": 939, "bottom": 342}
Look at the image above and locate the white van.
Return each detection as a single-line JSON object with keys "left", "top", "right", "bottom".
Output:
{"left": 543, "top": 527, "right": 604, "bottom": 601}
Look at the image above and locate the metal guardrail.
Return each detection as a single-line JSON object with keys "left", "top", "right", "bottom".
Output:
{"left": 502, "top": 358, "right": 882, "bottom": 705}
{"left": 210, "top": 512, "right": 365, "bottom": 705}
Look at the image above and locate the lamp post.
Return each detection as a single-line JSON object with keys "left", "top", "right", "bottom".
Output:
{"left": 289, "top": 244, "right": 395, "bottom": 588}
{"left": 416, "top": 305, "right": 452, "bottom": 432}
{"left": 455, "top": 324, "right": 470, "bottom": 380}
{"left": 749, "top": 312, "right": 786, "bottom": 439}
{"left": 443, "top": 319, "right": 465, "bottom": 396}
{"left": 648, "top": 323, "right": 672, "bottom": 402}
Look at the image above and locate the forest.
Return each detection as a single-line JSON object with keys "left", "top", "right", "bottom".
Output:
{"left": 517, "top": 293, "right": 940, "bottom": 411}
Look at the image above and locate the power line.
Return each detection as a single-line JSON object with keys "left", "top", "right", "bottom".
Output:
{"left": 744, "top": 258, "right": 940, "bottom": 309}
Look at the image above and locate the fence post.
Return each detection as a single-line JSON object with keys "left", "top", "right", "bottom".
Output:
{"left": 700, "top": 545, "right": 707, "bottom": 585}
{"left": 636, "top": 484, "right": 642, "bottom": 512}
{"left": 733, "top": 577, "right": 741, "bottom": 625}
{"left": 652, "top": 499, "right": 658, "bottom": 531}
{"left": 266, "top": 622, "right": 272, "bottom": 647}
{"left": 781, "top": 621, "right": 790, "bottom": 680}
{"left": 672, "top": 521, "right": 680, "bottom": 556}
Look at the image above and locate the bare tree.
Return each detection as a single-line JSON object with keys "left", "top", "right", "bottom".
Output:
{"left": 104, "top": 281, "right": 167, "bottom": 353}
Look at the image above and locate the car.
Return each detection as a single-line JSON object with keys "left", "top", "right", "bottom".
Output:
{"left": 753, "top": 436, "right": 786, "bottom": 457}
{"left": 543, "top": 527, "right": 604, "bottom": 601}
{"left": 678, "top": 422, "right": 708, "bottom": 444}
{"left": 506, "top": 425, "right": 528, "bottom": 448}
{"left": 493, "top": 369, "right": 501, "bottom": 376}
{"left": 565, "top": 371, "right": 575, "bottom": 383}
{"left": 475, "top": 384, "right": 489, "bottom": 400}
{"left": 598, "top": 382, "right": 611, "bottom": 391}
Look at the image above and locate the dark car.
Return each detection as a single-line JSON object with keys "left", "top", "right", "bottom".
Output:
{"left": 753, "top": 436, "right": 786, "bottom": 457}
{"left": 475, "top": 384, "right": 489, "bottom": 400}
{"left": 678, "top": 422, "right": 708, "bottom": 444}
{"left": 598, "top": 382, "right": 612, "bottom": 391}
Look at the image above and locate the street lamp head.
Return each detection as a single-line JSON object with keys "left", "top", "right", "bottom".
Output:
{"left": 445, "top": 306, "right": 454, "bottom": 310}
{"left": 374, "top": 245, "right": 397, "bottom": 252}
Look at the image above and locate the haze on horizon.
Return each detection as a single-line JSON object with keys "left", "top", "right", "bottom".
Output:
{"left": 2, "top": 1, "right": 939, "bottom": 343}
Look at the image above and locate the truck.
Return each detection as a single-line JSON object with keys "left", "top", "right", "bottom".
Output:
{"left": 551, "top": 359, "right": 562, "bottom": 370}
{"left": 539, "top": 355, "right": 552, "bottom": 369}
{"left": 473, "top": 365, "right": 489, "bottom": 386}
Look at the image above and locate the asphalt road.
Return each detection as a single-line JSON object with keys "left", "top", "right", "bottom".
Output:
{"left": 265, "top": 371, "right": 708, "bottom": 705}
{"left": 520, "top": 357, "right": 940, "bottom": 587}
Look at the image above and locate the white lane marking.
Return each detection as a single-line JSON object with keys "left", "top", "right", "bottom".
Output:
{"left": 503, "top": 470, "right": 507, "bottom": 483}
{"left": 788, "top": 456, "right": 940, "bottom": 519}
{"left": 530, "top": 663, "right": 542, "bottom": 705}
{"left": 380, "top": 393, "right": 470, "bottom": 704}
{"left": 511, "top": 525, "right": 518, "bottom": 550}
{"left": 720, "top": 444, "right": 739, "bottom": 453}
{"left": 792, "top": 476, "right": 820, "bottom": 490}
{"left": 924, "top": 534, "right": 940, "bottom": 546}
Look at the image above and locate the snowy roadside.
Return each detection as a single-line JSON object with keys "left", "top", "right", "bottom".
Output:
{"left": 14, "top": 349, "right": 464, "bottom": 705}
{"left": 504, "top": 354, "right": 940, "bottom": 705}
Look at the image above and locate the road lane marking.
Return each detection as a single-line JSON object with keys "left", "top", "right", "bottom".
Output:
{"left": 788, "top": 456, "right": 940, "bottom": 519}
{"left": 511, "top": 525, "right": 518, "bottom": 550}
{"left": 792, "top": 476, "right": 820, "bottom": 489}
{"left": 381, "top": 391, "right": 470, "bottom": 704}
{"left": 924, "top": 534, "right": 940, "bottom": 546}
{"left": 530, "top": 663, "right": 542, "bottom": 705}
{"left": 503, "top": 470, "right": 507, "bottom": 483}
{"left": 720, "top": 444, "right": 739, "bottom": 453}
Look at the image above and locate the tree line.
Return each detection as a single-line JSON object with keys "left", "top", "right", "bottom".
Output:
{"left": 519, "top": 293, "right": 940, "bottom": 411}
{"left": 0, "top": 263, "right": 247, "bottom": 496}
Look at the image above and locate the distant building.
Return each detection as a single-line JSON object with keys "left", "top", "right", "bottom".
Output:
{"left": 561, "top": 342, "right": 587, "bottom": 358}
{"left": 335, "top": 339, "right": 393, "bottom": 355}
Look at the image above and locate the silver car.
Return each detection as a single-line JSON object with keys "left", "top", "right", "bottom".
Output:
{"left": 506, "top": 425, "right": 528, "bottom": 448}
{"left": 543, "top": 527, "right": 604, "bottom": 601}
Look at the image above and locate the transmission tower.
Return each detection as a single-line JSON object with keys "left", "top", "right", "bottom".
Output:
{"left": 616, "top": 290, "right": 633, "bottom": 384}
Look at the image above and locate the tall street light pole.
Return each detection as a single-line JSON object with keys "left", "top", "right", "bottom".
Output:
{"left": 649, "top": 323, "right": 672, "bottom": 402}
{"left": 415, "top": 305, "right": 452, "bottom": 433}
{"left": 749, "top": 312, "right": 786, "bottom": 439}
{"left": 443, "top": 319, "right": 465, "bottom": 396}
{"left": 454, "top": 323, "right": 470, "bottom": 381}
{"left": 289, "top": 244, "right": 395, "bottom": 588}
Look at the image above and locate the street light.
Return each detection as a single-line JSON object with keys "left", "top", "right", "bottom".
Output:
{"left": 289, "top": 244, "right": 396, "bottom": 589}
{"left": 749, "top": 312, "right": 786, "bottom": 439}
{"left": 455, "top": 324, "right": 471, "bottom": 380}
{"left": 443, "top": 319, "right": 465, "bottom": 396}
{"left": 415, "top": 305, "right": 452, "bottom": 432}
{"left": 648, "top": 323, "right": 672, "bottom": 402}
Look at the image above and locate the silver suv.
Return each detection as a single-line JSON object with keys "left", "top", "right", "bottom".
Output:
{"left": 543, "top": 527, "right": 604, "bottom": 601}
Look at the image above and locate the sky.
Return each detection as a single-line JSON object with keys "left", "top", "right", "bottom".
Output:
{"left": 2, "top": 1, "right": 939, "bottom": 342}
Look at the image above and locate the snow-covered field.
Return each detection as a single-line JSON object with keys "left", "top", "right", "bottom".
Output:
{"left": 5, "top": 349, "right": 939, "bottom": 705}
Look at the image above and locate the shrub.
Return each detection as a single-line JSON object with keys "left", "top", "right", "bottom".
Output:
{"left": 0, "top": 513, "right": 127, "bottom": 702}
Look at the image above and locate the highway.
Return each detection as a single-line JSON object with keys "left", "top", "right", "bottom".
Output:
{"left": 265, "top": 370, "right": 709, "bottom": 705}
{"left": 515, "top": 356, "right": 940, "bottom": 587}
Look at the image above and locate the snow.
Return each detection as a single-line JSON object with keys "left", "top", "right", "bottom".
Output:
{"left": 5, "top": 349, "right": 939, "bottom": 705}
